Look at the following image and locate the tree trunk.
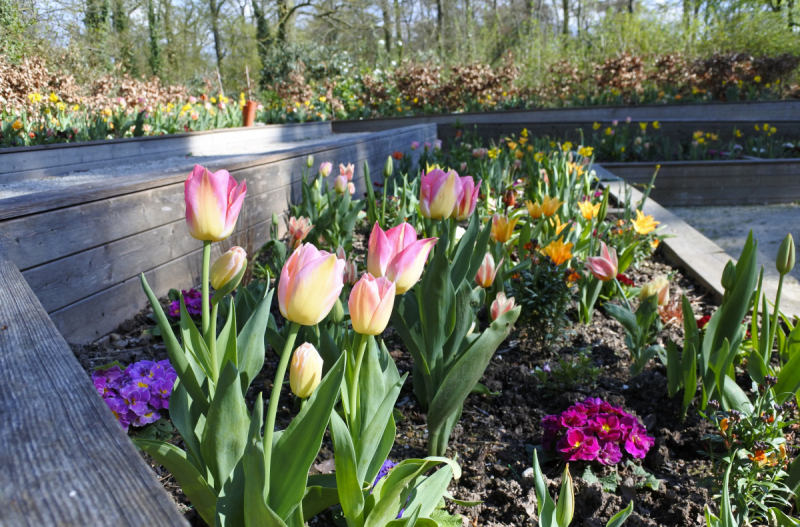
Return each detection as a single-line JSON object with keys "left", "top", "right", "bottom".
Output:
{"left": 380, "top": 0, "right": 392, "bottom": 55}
{"left": 147, "top": 0, "right": 161, "bottom": 75}
{"left": 436, "top": 0, "right": 444, "bottom": 59}
{"left": 208, "top": 0, "right": 224, "bottom": 76}
{"left": 628, "top": 0, "right": 634, "bottom": 13}
{"left": 394, "top": 0, "right": 402, "bottom": 58}
{"left": 561, "top": 0, "right": 568, "bottom": 35}
{"left": 252, "top": 0, "right": 271, "bottom": 81}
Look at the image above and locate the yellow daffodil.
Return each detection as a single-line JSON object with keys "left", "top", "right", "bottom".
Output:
{"left": 593, "top": 122, "right": 601, "bottom": 130}
{"left": 653, "top": 121, "right": 661, "bottom": 129}
{"left": 519, "top": 136, "right": 528, "bottom": 144}
{"left": 49, "top": 92, "right": 59, "bottom": 103}
{"left": 12, "top": 119, "right": 23, "bottom": 130}
{"left": 507, "top": 141, "right": 518, "bottom": 150}
{"left": 550, "top": 141, "right": 556, "bottom": 148}
{"left": 319, "top": 96, "right": 327, "bottom": 103}
{"left": 578, "top": 146, "right": 594, "bottom": 157}
{"left": 632, "top": 210, "right": 660, "bottom": 235}
{"left": 562, "top": 141, "right": 573, "bottom": 152}
{"left": 541, "top": 195, "right": 563, "bottom": 217}
{"left": 526, "top": 200, "right": 543, "bottom": 219}
{"left": 604, "top": 127, "right": 613, "bottom": 136}
{"left": 521, "top": 128, "right": 529, "bottom": 137}
{"left": 770, "top": 127, "right": 777, "bottom": 135}
{"left": 27, "top": 93, "right": 43, "bottom": 104}
{"left": 735, "top": 129, "right": 742, "bottom": 138}
{"left": 754, "top": 76, "right": 761, "bottom": 83}
{"left": 487, "top": 147, "right": 501, "bottom": 159}
{"left": 639, "top": 122, "right": 648, "bottom": 132}
{"left": 578, "top": 200, "right": 600, "bottom": 220}
{"left": 543, "top": 237, "right": 573, "bottom": 266}
{"left": 534, "top": 151, "right": 544, "bottom": 162}
{"left": 515, "top": 149, "right": 524, "bottom": 159}
{"left": 693, "top": 130, "right": 704, "bottom": 139}
{"left": 567, "top": 162, "right": 585, "bottom": 177}
{"left": 697, "top": 138, "right": 705, "bottom": 144}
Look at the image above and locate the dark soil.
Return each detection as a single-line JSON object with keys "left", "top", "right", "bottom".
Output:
{"left": 71, "top": 248, "right": 722, "bottom": 527}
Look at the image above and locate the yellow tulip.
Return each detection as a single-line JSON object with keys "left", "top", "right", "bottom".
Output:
{"left": 578, "top": 200, "right": 600, "bottom": 220}
{"left": 631, "top": 210, "right": 660, "bottom": 235}
{"left": 543, "top": 237, "right": 573, "bottom": 266}
{"left": 278, "top": 244, "right": 345, "bottom": 326}
{"left": 290, "top": 343, "right": 323, "bottom": 398}
{"left": 491, "top": 213, "right": 519, "bottom": 243}
{"left": 526, "top": 200, "right": 543, "bottom": 219}
{"left": 541, "top": 195, "right": 563, "bottom": 217}
{"left": 348, "top": 274, "right": 396, "bottom": 335}
{"left": 210, "top": 247, "right": 247, "bottom": 290}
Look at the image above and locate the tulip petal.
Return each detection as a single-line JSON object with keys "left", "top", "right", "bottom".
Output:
{"left": 387, "top": 237, "right": 437, "bottom": 294}
{"left": 287, "top": 252, "right": 345, "bottom": 326}
{"left": 367, "top": 222, "right": 394, "bottom": 277}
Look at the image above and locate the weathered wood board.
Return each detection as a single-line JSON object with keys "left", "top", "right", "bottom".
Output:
{"left": 0, "top": 243, "right": 187, "bottom": 526}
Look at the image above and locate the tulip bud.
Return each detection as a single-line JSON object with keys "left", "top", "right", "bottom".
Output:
{"left": 383, "top": 155, "right": 394, "bottom": 180}
{"left": 307, "top": 155, "right": 314, "bottom": 168}
{"left": 184, "top": 165, "right": 247, "bottom": 242}
{"left": 721, "top": 261, "right": 737, "bottom": 290}
{"left": 349, "top": 274, "right": 396, "bottom": 335}
{"left": 556, "top": 464, "right": 574, "bottom": 527}
{"left": 210, "top": 246, "right": 247, "bottom": 290}
{"left": 348, "top": 182, "right": 355, "bottom": 195}
{"left": 491, "top": 292, "right": 516, "bottom": 321}
{"left": 319, "top": 161, "right": 333, "bottom": 177}
{"left": 475, "top": 253, "right": 503, "bottom": 288}
{"left": 344, "top": 259, "right": 358, "bottom": 285}
{"left": 272, "top": 212, "right": 279, "bottom": 226}
{"left": 639, "top": 276, "right": 670, "bottom": 306}
{"left": 777, "top": 234, "right": 795, "bottom": 276}
{"left": 420, "top": 168, "right": 461, "bottom": 219}
{"left": 597, "top": 187, "right": 610, "bottom": 223}
{"left": 289, "top": 343, "right": 323, "bottom": 398}
{"left": 279, "top": 244, "right": 345, "bottom": 326}
{"left": 334, "top": 175, "right": 348, "bottom": 194}
{"left": 329, "top": 298, "right": 345, "bottom": 323}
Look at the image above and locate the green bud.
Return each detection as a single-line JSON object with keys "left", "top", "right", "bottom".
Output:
{"left": 307, "top": 155, "right": 314, "bottom": 168}
{"left": 721, "top": 260, "right": 737, "bottom": 290}
{"left": 383, "top": 155, "right": 394, "bottom": 180}
{"left": 272, "top": 212, "right": 279, "bottom": 226}
{"left": 329, "top": 298, "right": 345, "bottom": 323}
{"left": 777, "top": 234, "right": 795, "bottom": 276}
{"left": 597, "top": 187, "right": 610, "bottom": 223}
{"left": 556, "top": 464, "right": 574, "bottom": 527}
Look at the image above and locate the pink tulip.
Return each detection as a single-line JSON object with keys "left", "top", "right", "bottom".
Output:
{"left": 367, "top": 222, "right": 437, "bottom": 294}
{"left": 411, "top": 141, "right": 420, "bottom": 150}
{"left": 420, "top": 168, "right": 461, "bottom": 219}
{"left": 349, "top": 274, "right": 396, "bottom": 335}
{"left": 334, "top": 175, "right": 348, "bottom": 194}
{"left": 336, "top": 246, "right": 347, "bottom": 260}
{"left": 585, "top": 242, "right": 618, "bottom": 282}
{"left": 319, "top": 162, "right": 333, "bottom": 177}
{"left": 339, "top": 163, "right": 355, "bottom": 182}
{"left": 451, "top": 176, "right": 481, "bottom": 220}
{"left": 348, "top": 182, "right": 355, "bottom": 195}
{"left": 279, "top": 244, "right": 345, "bottom": 326}
{"left": 184, "top": 164, "right": 247, "bottom": 242}
{"left": 288, "top": 216, "right": 313, "bottom": 249}
{"left": 491, "top": 292, "right": 516, "bottom": 321}
{"left": 344, "top": 259, "right": 358, "bottom": 285}
{"left": 475, "top": 253, "right": 503, "bottom": 288}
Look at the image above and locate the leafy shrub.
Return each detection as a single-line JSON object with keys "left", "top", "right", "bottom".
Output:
{"left": 509, "top": 256, "right": 573, "bottom": 346}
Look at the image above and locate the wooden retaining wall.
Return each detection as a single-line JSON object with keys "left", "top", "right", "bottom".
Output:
{"left": 599, "top": 158, "right": 800, "bottom": 206}
{"left": 0, "top": 124, "right": 435, "bottom": 343}
{"left": 332, "top": 100, "right": 800, "bottom": 144}
{"left": 0, "top": 243, "right": 187, "bottom": 526}
{"left": 0, "top": 121, "right": 332, "bottom": 182}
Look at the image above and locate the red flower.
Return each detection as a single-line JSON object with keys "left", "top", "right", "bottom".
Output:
{"left": 616, "top": 273, "right": 634, "bottom": 286}
{"left": 697, "top": 315, "right": 711, "bottom": 329}
{"left": 392, "top": 151, "right": 404, "bottom": 160}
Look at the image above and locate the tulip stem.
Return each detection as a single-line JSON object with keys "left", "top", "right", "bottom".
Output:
{"left": 614, "top": 277, "right": 633, "bottom": 312}
{"left": 201, "top": 241, "right": 211, "bottom": 339}
{"left": 381, "top": 178, "right": 388, "bottom": 227}
{"left": 210, "top": 303, "right": 219, "bottom": 383}
{"left": 349, "top": 334, "right": 369, "bottom": 429}
{"left": 263, "top": 321, "right": 301, "bottom": 490}
{"left": 768, "top": 273, "right": 784, "bottom": 363}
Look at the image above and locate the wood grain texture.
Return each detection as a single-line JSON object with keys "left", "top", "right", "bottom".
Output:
{"left": 0, "top": 243, "right": 187, "bottom": 526}
{"left": 8, "top": 124, "right": 436, "bottom": 342}
{"left": 0, "top": 121, "right": 332, "bottom": 181}
{"left": 599, "top": 159, "right": 800, "bottom": 205}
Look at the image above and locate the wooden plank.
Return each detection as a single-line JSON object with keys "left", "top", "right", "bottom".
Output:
{"left": 332, "top": 100, "right": 800, "bottom": 133}
{"left": 0, "top": 121, "right": 333, "bottom": 180}
{"left": 0, "top": 125, "right": 436, "bottom": 273}
{"left": 0, "top": 243, "right": 187, "bottom": 526}
{"left": 599, "top": 159, "right": 800, "bottom": 206}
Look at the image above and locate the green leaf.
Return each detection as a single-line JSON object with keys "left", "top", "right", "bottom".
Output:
{"left": 418, "top": 223, "right": 455, "bottom": 371}
{"left": 775, "top": 338, "right": 800, "bottom": 403}
{"left": 471, "top": 382, "right": 500, "bottom": 396}
{"left": 355, "top": 375, "right": 407, "bottom": 483}
{"left": 140, "top": 274, "right": 209, "bottom": 414}
{"left": 237, "top": 287, "right": 275, "bottom": 394}
{"left": 427, "top": 307, "right": 520, "bottom": 452}
{"left": 169, "top": 381, "right": 206, "bottom": 475}
{"left": 665, "top": 340, "right": 682, "bottom": 398}
{"left": 719, "top": 459, "right": 737, "bottom": 527}
{"left": 135, "top": 439, "right": 217, "bottom": 526}
{"left": 770, "top": 508, "right": 800, "bottom": 527}
{"left": 606, "top": 500, "right": 634, "bottom": 527}
{"left": 604, "top": 302, "right": 639, "bottom": 338}
{"left": 201, "top": 361, "right": 250, "bottom": 492}
{"left": 532, "top": 450, "right": 557, "bottom": 527}
{"left": 364, "top": 414, "right": 397, "bottom": 486}
{"left": 330, "top": 411, "right": 365, "bottom": 527}
{"left": 681, "top": 341, "right": 697, "bottom": 421}
{"left": 212, "top": 265, "right": 247, "bottom": 305}
{"left": 180, "top": 294, "right": 213, "bottom": 379}
{"left": 402, "top": 464, "right": 454, "bottom": 519}
{"left": 269, "top": 353, "right": 346, "bottom": 520}
{"left": 216, "top": 458, "right": 246, "bottom": 527}
{"left": 217, "top": 299, "right": 238, "bottom": 373}
{"left": 441, "top": 280, "right": 476, "bottom": 371}
{"left": 450, "top": 213, "right": 481, "bottom": 287}
{"left": 303, "top": 474, "right": 340, "bottom": 522}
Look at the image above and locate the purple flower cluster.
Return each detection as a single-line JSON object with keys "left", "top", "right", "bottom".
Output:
{"left": 92, "top": 360, "right": 177, "bottom": 430}
{"left": 168, "top": 288, "right": 210, "bottom": 318}
{"left": 542, "top": 398, "right": 654, "bottom": 465}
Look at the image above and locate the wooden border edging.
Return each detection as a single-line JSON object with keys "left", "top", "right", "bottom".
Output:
{"left": 596, "top": 165, "right": 800, "bottom": 318}
{"left": 0, "top": 121, "right": 332, "bottom": 182}
{"left": 599, "top": 159, "right": 800, "bottom": 206}
{"left": 0, "top": 243, "right": 187, "bottom": 526}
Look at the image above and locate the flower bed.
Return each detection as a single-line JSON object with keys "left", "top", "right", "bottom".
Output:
{"left": 71, "top": 133, "right": 800, "bottom": 526}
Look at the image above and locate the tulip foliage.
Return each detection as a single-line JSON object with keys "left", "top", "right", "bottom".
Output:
{"left": 392, "top": 215, "right": 521, "bottom": 456}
